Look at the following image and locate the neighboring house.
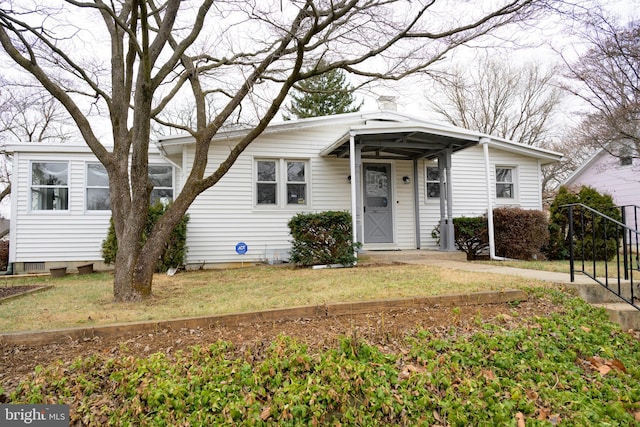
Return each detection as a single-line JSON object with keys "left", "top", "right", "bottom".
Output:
{"left": 6, "top": 110, "right": 562, "bottom": 273}
{"left": 564, "top": 147, "right": 639, "bottom": 228}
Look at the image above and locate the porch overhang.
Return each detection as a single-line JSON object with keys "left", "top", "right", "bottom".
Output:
{"left": 320, "top": 122, "right": 480, "bottom": 160}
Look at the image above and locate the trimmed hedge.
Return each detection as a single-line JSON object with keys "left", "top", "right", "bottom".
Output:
{"left": 288, "top": 211, "right": 358, "bottom": 266}
{"left": 494, "top": 207, "right": 548, "bottom": 260}
{"left": 452, "top": 216, "right": 489, "bottom": 260}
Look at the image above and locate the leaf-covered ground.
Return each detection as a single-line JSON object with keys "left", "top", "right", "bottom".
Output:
{"left": 2, "top": 289, "right": 640, "bottom": 426}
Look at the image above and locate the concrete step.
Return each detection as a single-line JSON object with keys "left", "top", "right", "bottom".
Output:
{"left": 592, "top": 302, "right": 640, "bottom": 330}
{"left": 567, "top": 281, "right": 636, "bottom": 304}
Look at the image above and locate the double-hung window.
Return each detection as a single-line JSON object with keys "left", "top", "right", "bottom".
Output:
{"left": 31, "top": 162, "right": 69, "bottom": 211}
{"left": 256, "top": 159, "right": 308, "bottom": 207}
{"left": 426, "top": 166, "right": 441, "bottom": 199}
{"left": 495, "top": 167, "right": 515, "bottom": 199}
{"left": 149, "top": 165, "right": 174, "bottom": 205}
{"left": 85, "top": 163, "right": 174, "bottom": 210}
{"left": 86, "top": 163, "right": 110, "bottom": 210}
{"left": 286, "top": 161, "right": 306, "bottom": 204}
{"left": 257, "top": 160, "right": 278, "bottom": 205}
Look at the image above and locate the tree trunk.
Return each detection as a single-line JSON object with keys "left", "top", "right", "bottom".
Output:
{"left": 113, "top": 223, "right": 151, "bottom": 302}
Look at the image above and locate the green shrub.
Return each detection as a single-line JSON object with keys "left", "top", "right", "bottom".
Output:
{"left": 452, "top": 216, "right": 489, "bottom": 260}
{"left": 288, "top": 211, "right": 358, "bottom": 266}
{"left": 545, "top": 186, "right": 621, "bottom": 261}
{"left": 102, "top": 202, "right": 189, "bottom": 272}
{"left": 493, "top": 207, "right": 549, "bottom": 260}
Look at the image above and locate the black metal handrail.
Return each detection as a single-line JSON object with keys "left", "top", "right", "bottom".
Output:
{"left": 564, "top": 203, "right": 640, "bottom": 310}
{"left": 620, "top": 205, "right": 640, "bottom": 279}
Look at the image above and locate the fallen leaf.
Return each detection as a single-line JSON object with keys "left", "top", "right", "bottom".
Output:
{"left": 482, "top": 369, "right": 496, "bottom": 380}
{"left": 549, "top": 414, "right": 561, "bottom": 425}
{"left": 516, "top": 411, "right": 526, "bottom": 427}
{"left": 588, "top": 356, "right": 603, "bottom": 368}
{"left": 598, "top": 365, "right": 611, "bottom": 376}
{"left": 634, "top": 411, "right": 640, "bottom": 421}
{"left": 609, "top": 359, "right": 626, "bottom": 373}
{"left": 526, "top": 389, "right": 539, "bottom": 400}
{"left": 398, "top": 364, "right": 425, "bottom": 380}
{"left": 260, "top": 406, "right": 271, "bottom": 421}
{"left": 580, "top": 326, "right": 591, "bottom": 332}
{"left": 538, "top": 407, "right": 550, "bottom": 420}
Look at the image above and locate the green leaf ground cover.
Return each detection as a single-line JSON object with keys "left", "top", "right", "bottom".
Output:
{"left": 5, "top": 289, "right": 640, "bottom": 426}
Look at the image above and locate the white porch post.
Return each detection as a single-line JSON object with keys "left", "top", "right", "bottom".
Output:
{"left": 481, "top": 137, "right": 497, "bottom": 259}
{"left": 412, "top": 158, "right": 421, "bottom": 249}
{"left": 349, "top": 132, "right": 358, "bottom": 247}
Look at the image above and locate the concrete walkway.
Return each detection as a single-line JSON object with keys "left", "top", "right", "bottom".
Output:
{"left": 365, "top": 250, "right": 640, "bottom": 330}
{"left": 364, "top": 249, "right": 595, "bottom": 285}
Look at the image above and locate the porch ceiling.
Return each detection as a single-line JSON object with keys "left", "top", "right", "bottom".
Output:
{"left": 323, "top": 127, "right": 479, "bottom": 160}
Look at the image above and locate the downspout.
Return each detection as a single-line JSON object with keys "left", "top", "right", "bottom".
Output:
{"left": 480, "top": 137, "right": 506, "bottom": 260}
{"left": 349, "top": 132, "right": 358, "bottom": 260}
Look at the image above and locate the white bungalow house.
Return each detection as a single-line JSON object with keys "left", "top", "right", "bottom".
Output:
{"left": 564, "top": 146, "right": 639, "bottom": 228}
{"left": 6, "top": 110, "right": 562, "bottom": 273}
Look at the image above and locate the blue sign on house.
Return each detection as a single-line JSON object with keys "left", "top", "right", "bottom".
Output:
{"left": 235, "top": 242, "right": 248, "bottom": 255}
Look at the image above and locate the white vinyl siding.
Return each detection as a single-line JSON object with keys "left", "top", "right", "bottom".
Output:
{"left": 9, "top": 114, "right": 551, "bottom": 267}
{"left": 184, "top": 127, "right": 350, "bottom": 265}
{"left": 495, "top": 166, "right": 516, "bottom": 200}
{"left": 11, "top": 150, "right": 173, "bottom": 264}
{"left": 418, "top": 145, "right": 543, "bottom": 249}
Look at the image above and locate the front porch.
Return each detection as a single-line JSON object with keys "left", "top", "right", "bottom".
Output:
{"left": 322, "top": 120, "right": 482, "bottom": 252}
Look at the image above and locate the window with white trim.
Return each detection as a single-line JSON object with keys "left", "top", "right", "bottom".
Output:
{"left": 256, "top": 159, "right": 308, "bottom": 207}
{"left": 257, "top": 160, "right": 278, "bottom": 205}
{"left": 86, "top": 163, "right": 110, "bottom": 210}
{"left": 85, "top": 163, "right": 174, "bottom": 210}
{"left": 426, "top": 166, "right": 441, "bottom": 199}
{"left": 149, "top": 165, "right": 174, "bottom": 205}
{"left": 286, "top": 161, "right": 306, "bottom": 205}
{"left": 31, "top": 162, "right": 69, "bottom": 211}
{"left": 495, "top": 167, "right": 515, "bottom": 199}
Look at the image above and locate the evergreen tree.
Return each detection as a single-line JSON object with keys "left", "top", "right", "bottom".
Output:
{"left": 284, "top": 69, "right": 362, "bottom": 120}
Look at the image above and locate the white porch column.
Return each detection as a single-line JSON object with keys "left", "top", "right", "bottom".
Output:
{"left": 349, "top": 132, "right": 358, "bottom": 246}
{"left": 481, "top": 137, "right": 497, "bottom": 259}
{"left": 412, "top": 158, "right": 421, "bottom": 249}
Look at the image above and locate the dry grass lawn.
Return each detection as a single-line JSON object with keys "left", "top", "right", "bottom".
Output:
{"left": 0, "top": 263, "right": 553, "bottom": 333}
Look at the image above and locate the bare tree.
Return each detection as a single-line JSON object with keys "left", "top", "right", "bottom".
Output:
{"left": 0, "top": 0, "right": 558, "bottom": 301}
{"left": 428, "top": 56, "right": 563, "bottom": 147}
{"left": 561, "top": 14, "right": 640, "bottom": 159}
{"left": 0, "top": 85, "right": 73, "bottom": 143}
{"left": 0, "top": 83, "right": 74, "bottom": 219}
{"left": 427, "top": 56, "right": 567, "bottom": 194}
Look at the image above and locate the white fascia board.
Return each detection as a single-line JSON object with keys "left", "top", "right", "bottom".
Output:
{"left": 5, "top": 142, "right": 163, "bottom": 156}
{"left": 154, "top": 110, "right": 415, "bottom": 147}
{"left": 486, "top": 139, "right": 563, "bottom": 164}
{"left": 4, "top": 143, "right": 95, "bottom": 154}
{"left": 349, "top": 122, "right": 481, "bottom": 141}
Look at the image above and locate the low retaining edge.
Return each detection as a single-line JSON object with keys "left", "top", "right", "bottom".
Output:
{"left": 0, "top": 289, "right": 527, "bottom": 347}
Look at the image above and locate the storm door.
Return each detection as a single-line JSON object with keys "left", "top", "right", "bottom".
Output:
{"left": 363, "top": 163, "right": 393, "bottom": 243}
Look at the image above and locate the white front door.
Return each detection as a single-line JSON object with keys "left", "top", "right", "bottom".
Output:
{"left": 363, "top": 163, "right": 393, "bottom": 243}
